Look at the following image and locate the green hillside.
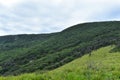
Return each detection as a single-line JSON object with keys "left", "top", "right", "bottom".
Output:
{"left": 0, "top": 21, "right": 120, "bottom": 75}
{"left": 0, "top": 46, "right": 120, "bottom": 80}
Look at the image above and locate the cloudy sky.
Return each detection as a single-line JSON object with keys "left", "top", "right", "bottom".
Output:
{"left": 0, "top": 0, "right": 120, "bottom": 36}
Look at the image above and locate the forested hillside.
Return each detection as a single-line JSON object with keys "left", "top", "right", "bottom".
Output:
{"left": 0, "top": 21, "right": 120, "bottom": 76}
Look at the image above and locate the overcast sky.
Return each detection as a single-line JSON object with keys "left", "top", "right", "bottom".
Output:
{"left": 0, "top": 0, "right": 120, "bottom": 36}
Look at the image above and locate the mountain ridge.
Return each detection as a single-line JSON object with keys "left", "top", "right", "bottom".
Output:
{"left": 0, "top": 21, "right": 120, "bottom": 76}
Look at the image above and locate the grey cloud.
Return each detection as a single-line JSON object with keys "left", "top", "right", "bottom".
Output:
{"left": 0, "top": 0, "right": 120, "bottom": 36}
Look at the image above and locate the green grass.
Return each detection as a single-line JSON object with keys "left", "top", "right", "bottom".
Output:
{"left": 0, "top": 46, "right": 120, "bottom": 80}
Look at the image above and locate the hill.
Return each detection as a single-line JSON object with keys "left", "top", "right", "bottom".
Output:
{"left": 0, "top": 21, "right": 120, "bottom": 75}
{"left": 0, "top": 46, "right": 120, "bottom": 80}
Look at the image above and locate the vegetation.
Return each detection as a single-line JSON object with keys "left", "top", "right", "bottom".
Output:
{"left": 0, "top": 21, "right": 120, "bottom": 76}
{"left": 0, "top": 46, "right": 120, "bottom": 80}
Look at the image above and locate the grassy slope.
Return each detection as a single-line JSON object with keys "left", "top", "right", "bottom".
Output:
{"left": 1, "top": 46, "right": 120, "bottom": 80}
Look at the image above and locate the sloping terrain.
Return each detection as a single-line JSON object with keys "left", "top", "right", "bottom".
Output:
{"left": 0, "top": 21, "right": 120, "bottom": 75}
{"left": 0, "top": 46, "right": 120, "bottom": 80}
